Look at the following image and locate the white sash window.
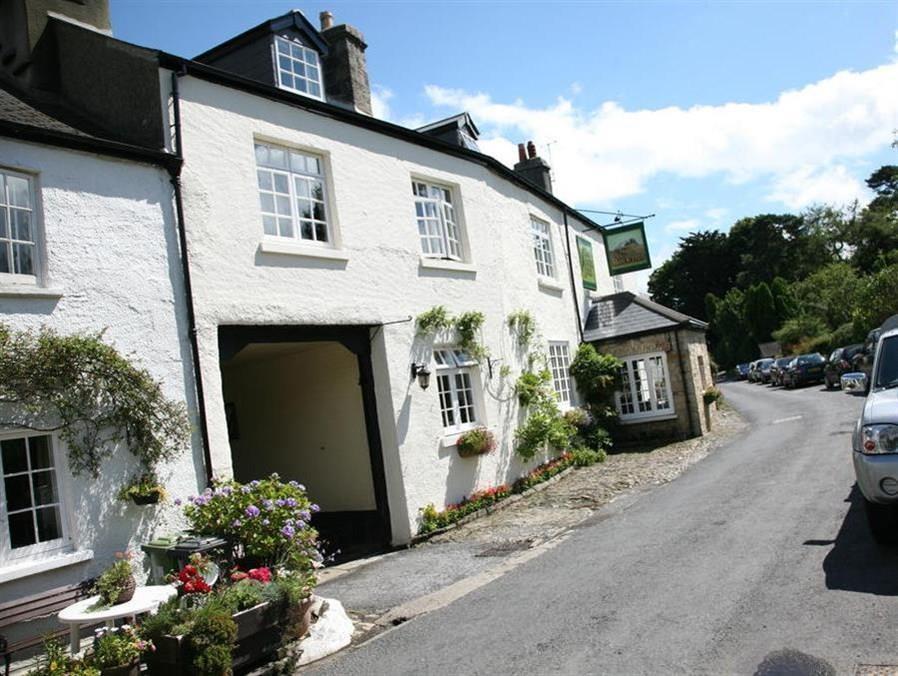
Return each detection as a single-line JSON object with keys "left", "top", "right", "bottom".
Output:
{"left": 616, "top": 352, "right": 675, "bottom": 421}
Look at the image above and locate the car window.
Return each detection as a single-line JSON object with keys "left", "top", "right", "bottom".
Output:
{"left": 875, "top": 336, "right": 898, "bottom": 388}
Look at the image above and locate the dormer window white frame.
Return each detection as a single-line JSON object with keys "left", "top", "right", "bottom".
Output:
{"left": 274, "top": 36, "right": 324, "bottom": 100}
{"left": 412, "top": 180, "right": 464, "bottom": 262}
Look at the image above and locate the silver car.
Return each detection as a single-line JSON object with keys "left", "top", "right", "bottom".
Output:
{"left": 849, "top": 319, "right": 898, "bottom": 543}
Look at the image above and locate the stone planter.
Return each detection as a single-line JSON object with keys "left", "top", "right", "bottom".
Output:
{"left": 144, "top": 598, "right": 313, "bottom": 675}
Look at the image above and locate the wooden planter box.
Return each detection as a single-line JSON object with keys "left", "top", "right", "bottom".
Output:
{"left": 144, "top": 601, "right": 288, "bottom": 676}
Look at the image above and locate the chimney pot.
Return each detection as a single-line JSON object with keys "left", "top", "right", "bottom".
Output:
{"left": 517, "top": 143, "right": 527, "bottom": 163}
{"left": 319, "top": 11, "right": 334, "bottom": 30}
{"left": 527, "top": 141, "right": 537, "bottom": 159}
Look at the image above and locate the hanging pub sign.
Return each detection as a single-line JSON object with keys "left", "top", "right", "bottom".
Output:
{"left": 576, "top": 236, "right": 597, "bottom": 290}
{"left": 603, "top": 221, "right": 652, "bottom": 275}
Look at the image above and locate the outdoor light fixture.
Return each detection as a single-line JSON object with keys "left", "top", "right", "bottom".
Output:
{"left": 411, "top": 363, "right": 431, "bottom": 390}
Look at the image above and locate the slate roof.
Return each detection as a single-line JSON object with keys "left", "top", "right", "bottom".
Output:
{"left": 583, "top": 291, "right": 707, "bottom": 343}
{"left": 0, "top": 87, "right": 89, "bottom": 137}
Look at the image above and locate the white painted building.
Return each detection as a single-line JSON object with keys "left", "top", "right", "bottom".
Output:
{"left": 0, "top": 88, "right": 201, "bottom": 613}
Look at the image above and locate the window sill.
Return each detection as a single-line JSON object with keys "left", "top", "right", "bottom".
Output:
{"left": 619, "top": 413, "right": 678, "bottom": 426}
{"left": 259, "top": 239, "right": 350, "bottom": 261}
{"left": 0, "top": 549, "right": 93, "bottom": 584}
{"left": 0, "top": 284, "right": 64, "bottom": 299}
{"left": 537, "top": 277, "right": 565, "bottom": 293}
{"left": 418, "top": 256, "right": 476, "bottom": 275}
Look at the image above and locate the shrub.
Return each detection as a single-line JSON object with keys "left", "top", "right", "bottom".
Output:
{"left": 515, "top": 370, "right": 550, "bottom": 407}
{"left": 188, "top": 604, "right": 238, "bottom": 676}
{"left": 454, "top": 311, "right": 487, "bottom": 360}
{"left": 569, "top": 345, "right": 622, "bottom": 414}
{"left": 571, "top": 447, "right": 607, "bottom": 467}
{"left": 91, "top": 625, "right": 150, "bottom": 669}
{"left": 181, "top": 474, "right": 320, "bottom": 587}
{"left": 456, "top": 427, "right": 496, "bottom": 457}
{"left": 416, "top": 306, "right": 452, "bottom": 335}
{"left": 507, "top": 309, "right": 537, "bottom": 349}
{"left": 27, "top": 639, "right": 99, "bottom": 676}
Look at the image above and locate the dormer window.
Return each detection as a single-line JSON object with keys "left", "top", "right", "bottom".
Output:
{"left": 274, "top": 36, "right": 323, "bottom": 99}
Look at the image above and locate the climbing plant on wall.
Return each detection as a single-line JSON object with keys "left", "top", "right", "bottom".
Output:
{"left": 415, "top": 306, "right": 489, "bottom": 361}
{"left": 0, "top": 324, "right": 190, "bottom": 479}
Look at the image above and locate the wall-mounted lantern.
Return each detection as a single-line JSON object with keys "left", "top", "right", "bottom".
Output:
{"left": 410, "top": 363, "right": 432, "bottom": 390}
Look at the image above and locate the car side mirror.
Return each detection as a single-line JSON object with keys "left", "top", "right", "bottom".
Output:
{"left": 841, "top": 372, "right": 867, "bottom": 394}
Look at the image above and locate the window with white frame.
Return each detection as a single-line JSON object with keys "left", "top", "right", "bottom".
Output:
{"left": 433, "top": 348, "right": 480, "bottom": 433}
{"left": 255, "top": 142, "right": 331, "bottom": 245}
{"left": 274, "top": 36, "right": 324, "bottom": 99}
{"left": 0, "top": 169, "right": 37, "bottom": 281}
{"left": 548, "top": 342, "right": 573, "bottom": 406}
{"left": 412, "top": 181, "right": 463, "bottom": 261}
{"left": 531, "top": 217, "right": 555, "bottom": 278}
{"left": 0, "top": 433, "right": 68, "bottom": 563}
{"left": 616, "top": 352, "right": 675, "bottom": 421}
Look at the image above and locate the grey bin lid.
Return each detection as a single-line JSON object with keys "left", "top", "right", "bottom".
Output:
{"left": 169, "top": 536, "right": 228, "bottom": 553}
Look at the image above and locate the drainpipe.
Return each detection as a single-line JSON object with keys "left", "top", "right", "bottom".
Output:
{"left": 170, "top": 68, "right": 214, "bottom": 486}
{"left": 562, "top": 210, "right": 584, "bottom": 342}
{"left": 673, "top": 329, "right": 696, "bottom": 438}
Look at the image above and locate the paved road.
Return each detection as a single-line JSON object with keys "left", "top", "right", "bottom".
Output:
{"left": 307, "top": 382, "right": 898, "bottom": 675}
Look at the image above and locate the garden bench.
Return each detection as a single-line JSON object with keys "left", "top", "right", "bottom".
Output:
{"left": 0, "top": 579, "right": 94, "bottom": 676}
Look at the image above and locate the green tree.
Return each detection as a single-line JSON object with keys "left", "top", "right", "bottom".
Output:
{"left": 742, "top": 282, "right": 779, "bottom": 343}
{"left": 791, "top": 263, "right": 863, "bottom": 330}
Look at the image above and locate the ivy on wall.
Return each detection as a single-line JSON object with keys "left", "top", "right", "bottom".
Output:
{"left": 0, "top": 324, "right": 190, "bottom": 479}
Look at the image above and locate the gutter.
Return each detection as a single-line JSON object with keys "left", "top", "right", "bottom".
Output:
{"left": 169, "top": 68, "right": 214, "bottom": 486}
{"left": 155, "top": 52, "right": 604, "bottom": 235}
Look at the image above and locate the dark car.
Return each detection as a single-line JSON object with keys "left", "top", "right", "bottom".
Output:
{"left": 851, "top": 328, "right": 884, "bottom": 393}
{"left": 756, "top": 358, "right": 775, "bottom": 384}
{"left": 735, "top": 363, "right": 750, "bottom": 380}
{"left": 769, "top": 357, "right": 794, "bottom": 387}
{"left": 824, "top": 344, "right": 864, "bottom": 389}
{"left": 783, "top": 353, "right": 826, "bottom": 388}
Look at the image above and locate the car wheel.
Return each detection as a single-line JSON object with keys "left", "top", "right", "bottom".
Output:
{"left": 865, "top": 500, "right": 898, "bottom": 545}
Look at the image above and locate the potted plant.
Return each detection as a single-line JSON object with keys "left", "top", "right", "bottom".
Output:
{"left": 27, "top": 638, "right": 100, "bottom": 676}
{"left": 89, "top": 625, "right": 152, "bottom": 676}
{"left": 94, "top": 552, "right": 136, "bottom": 606}
{"left": 456, "top": 427, "right": 496, "bottom": 458}
{"left": 118, "top": 473, "right": 166, "bottom": 505}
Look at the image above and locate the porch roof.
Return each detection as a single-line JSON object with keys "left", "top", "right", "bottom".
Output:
{"left": 583, "top": 291, "right": 707, "bottom": 343}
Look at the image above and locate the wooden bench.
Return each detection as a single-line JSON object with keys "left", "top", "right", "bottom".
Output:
{"left": 0, "top": 579, "right": 94, "bottom": 676}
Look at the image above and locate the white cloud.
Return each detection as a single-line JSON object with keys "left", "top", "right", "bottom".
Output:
{"left": 570, "top": 82, "right": 583, "bottom": 95}
{"left": 665, "top": 218, "right": 702, "bottom": 233}
{"left": 704, "top": 207, "right": 729, "bottom": 221}
{"left": 423, "top": 63, "right": 898, "bottom": 208}
{"left": 370, "top": 85, "right": 394, "bottom": 120}
{"left": 766, "top": 164, "right": 869, "bottom": 209}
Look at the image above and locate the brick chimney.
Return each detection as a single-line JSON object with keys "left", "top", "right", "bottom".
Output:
{"left": 514, "top": 140, "right": 553, "bottom": 194}
{"left": 319, "top": 11, "right": 372, "bottom": 116}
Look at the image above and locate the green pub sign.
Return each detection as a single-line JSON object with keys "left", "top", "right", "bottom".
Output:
{"left": 603, "top": 221, "right": 652, "bottom": 276}
{"left": 576, "top": 236, "right": 598, "bottom": 291}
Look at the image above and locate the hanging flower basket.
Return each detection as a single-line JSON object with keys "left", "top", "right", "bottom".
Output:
{"left": 456, "top": 427, "right": 496, "bottom": 458}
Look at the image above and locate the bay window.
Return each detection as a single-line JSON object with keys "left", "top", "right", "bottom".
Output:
{"left": 616, "top": 352, "right": 675, "bottom": 421}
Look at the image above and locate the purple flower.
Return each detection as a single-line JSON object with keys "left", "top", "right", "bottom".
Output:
{"left": 299, "top": 510, "right": 311, "bottom": 521}
{"left": 240, "top": 486, "right": 252, "bottom": 494}
{"left": 174, "top": 498, "right": 182, "bottom": 506}
{"left": 232, "top": 519, "right": 242, "bottom": 528}
{"left": 262, "top": 519, "right": 270, "bottom": 526}
{"left": 285, "top": 518, "right": 295, "bottom": 526}
{"left": 281, "top": 524, "right": 295, "bottom": 538}
{"left": 311, "top": 504, "right": 320, "bottom": 512}
{"left": 263, "top": 499, "right": 274, "bottom": 510}
{"left": 285, "top": 498, "right": 297, "bottom": 507}
{"left": 250, "top": 480, "right": 260, "bottom": 487}
{"left": 221, "top": 486, "right": 233, "bottom": 495}
{"left": 275, "top": 498, "right": 286, "bottom": 507}
{"left": 245, "top": 505, "right": 260, "bottom": 518}
{"left": 288, "top": 480, "right": 299, "bottom": 488}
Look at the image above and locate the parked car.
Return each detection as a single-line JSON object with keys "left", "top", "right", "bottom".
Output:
{"left": 782, "top": 353, "right": 826, "bottom": 388}
{"left": 755, "top": 358, "right": 775, "bottom": 384}
{"left": 769, "top": 357, "right": 794, "bottom": 387}
{"left": 735, "top": 363, "right": 750, "bottom": 380}
{"left": 852, "top": 328, "right": 884, "bottom": 394}
{"left": 824, "top": 344, "right": 864, "bottom": 390}
{"left": 850, "top": 317, "right": 898, "bottom": 543}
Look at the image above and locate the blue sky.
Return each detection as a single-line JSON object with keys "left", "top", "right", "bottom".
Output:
{"left": 111, "top": 1, "right": 898, "bottom": 288}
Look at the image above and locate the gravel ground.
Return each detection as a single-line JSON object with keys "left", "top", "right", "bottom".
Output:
{"left": 431, "top": 402, "right": 746, "bottom": 546}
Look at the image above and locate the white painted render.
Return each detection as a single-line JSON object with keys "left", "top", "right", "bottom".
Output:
{"left": 221, "top": 341, "right": 376, "bottom": 512}
{"left": 0, "top": 138, "right": 200, "bottom": 604}
{"left": 170, "top": 71, "right": 634, "bottom": 545}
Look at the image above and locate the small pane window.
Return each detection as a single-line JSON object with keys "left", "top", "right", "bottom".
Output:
{"left": 255, "top": 143, "right": 330, "bottom": 245}
{"left": 412, "top": 181, "right": 463, "bottom": 261}
{"left": 0, "top": 434, "right": 66, "bottom": 561}
{"left": 274, "top": 36, "right": 324, "bottom": 99}
{"left": 531, "top": 218, "right": 555, "bottom": 278}
{"left": 0, "top": 170, "right": 37, "bottom": 278}
{"left": 434, "top": 348, "right": 480, "bottom": 433}
{"left": 548, "top": 342, "right": 573, "bottom": 406}
{"left": 615, "top": 353, "right": 675, "bottom": 421}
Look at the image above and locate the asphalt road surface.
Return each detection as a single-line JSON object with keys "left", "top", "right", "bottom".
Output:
{"left": 307, "top": 381, "right": 898, "bottom": 676}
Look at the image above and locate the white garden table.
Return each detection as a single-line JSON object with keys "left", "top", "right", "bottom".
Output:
{"left": 57, "top": 584, "right": 177, "bottom": 653}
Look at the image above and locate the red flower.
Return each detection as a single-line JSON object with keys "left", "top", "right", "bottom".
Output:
{"left": 247, "top": 567, "right": 271, "bottom": 583}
